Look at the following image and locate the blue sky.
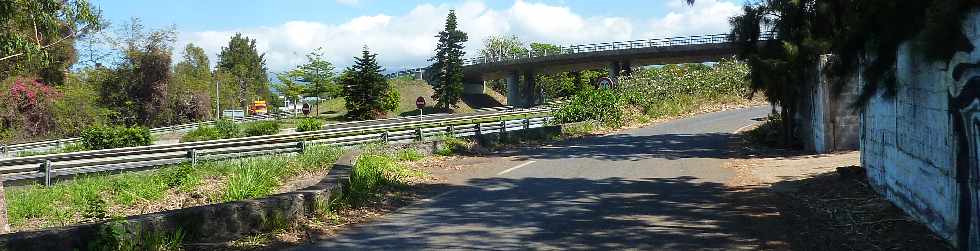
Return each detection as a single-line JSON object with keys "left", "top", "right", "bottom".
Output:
{"left": 90, "top": 0, "right": 746, "bottom": 72}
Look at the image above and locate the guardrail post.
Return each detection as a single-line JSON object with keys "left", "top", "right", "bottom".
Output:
{"left": 499, "top": 120, "right": 506, "bottom": 134}
{"left": 447, "top": 125, "right": 455, "bottom": 137}
{"left": 416, "top": 128, "right": 424, "bottom": 142}
{"left": 381, "top": 131, "right": 389, "bottom": 144}
{"left": 41, "top": 160, "right": 52, "bottom": 187}
{"left": 0, "top": 144, "right": 6, "bottom": 159}
{"left": 297, "top": 141, "right": 307, "bottom": 154}
{"left": 476, "top": 123, "right": 482, "bottom": 136}
{"left": 186, "top": 149, "right": 198, "bottom": 167}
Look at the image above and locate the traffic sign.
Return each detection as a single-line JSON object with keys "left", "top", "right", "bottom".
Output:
{"left": 596, "top": 77, "right": 615, "bottom": 89}
{"left": 416, "top": 96, "right": 426, "bottom": 109}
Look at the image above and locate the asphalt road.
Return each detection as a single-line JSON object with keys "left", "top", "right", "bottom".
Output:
{"left": 288, "top": 106, "right": 771, "bottom": 250}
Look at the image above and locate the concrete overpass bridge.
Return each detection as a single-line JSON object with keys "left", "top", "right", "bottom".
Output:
{"left": 388, "top": 33, "right": 775, "bottom": 107}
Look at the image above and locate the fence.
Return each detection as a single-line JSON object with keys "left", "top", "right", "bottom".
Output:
{"left": 0, "top": 112, "right": 288, "bottom": 157}
{"left": 0, "top": 107, "right": 552, "bottom": 185}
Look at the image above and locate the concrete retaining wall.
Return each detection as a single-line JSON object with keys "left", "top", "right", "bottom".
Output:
{"left": 861, "top": 9, "right": 980, "bottom": 248}
{"left": 797, "top": 55, "right": 861, "bottom": 153}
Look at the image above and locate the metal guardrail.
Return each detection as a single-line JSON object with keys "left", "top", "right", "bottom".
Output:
{"left": 0, "top": 113, "right": 287, "bottom": 156}
{"left": 387, "top": 32, "right": 778, "bottom": 79}
{"left": 0, "top": 107, "right": 553, "bottom": 185}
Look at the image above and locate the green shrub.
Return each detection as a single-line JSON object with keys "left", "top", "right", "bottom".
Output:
{"left": 295, "top": 118, "right": 323, "bottom": 132}
{"left": 553, "top": 89, "right": 626, "bottom": 127}
{"left": 80, "top": 126, "right": 152, "bottom": 150}
{"left": 381, "top": 88, "right": 400, "bottom": 112}
{"left": 395, "top": 148, "right": 424, "bottom": 161}
{"left": 180, "top": 126, "right": 221, "bottom": 142}
{"left": 214, "top": 119, "right": 241, "bottom": 139}
{"left": 242, "top": 121, "right": 280, "bottom": 137}
{"left": 344, "top": 154, "right": 411, "bottom": 207}
{"left": 434, "top": 136, "right": 470, "bottom": 156}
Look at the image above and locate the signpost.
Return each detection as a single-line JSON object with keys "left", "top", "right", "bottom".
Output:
{"left": 416, "top": 97, "right": 426, "bottom": 121}
{"left": 596, "top": 77, "right": 615, "bottom": 89}
{"left": 302, "top": 103, "right": 311, "bottom": 116}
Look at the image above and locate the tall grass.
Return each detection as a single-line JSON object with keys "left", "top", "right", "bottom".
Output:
{"left": 554, "top": 60, "right": 750, "bottom": 128}
{"left": 6, "top": 145, "right": 344, "bottom": 230}
{"left": 340, "top": 154, "right": 419, "bottom": 207}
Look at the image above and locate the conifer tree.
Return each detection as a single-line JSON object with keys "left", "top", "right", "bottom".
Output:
{"left": 429, "top": 9, "right": 468, "bottom": 110}
{"left": 343, "top": 46, "right": 389, "bottom": 120}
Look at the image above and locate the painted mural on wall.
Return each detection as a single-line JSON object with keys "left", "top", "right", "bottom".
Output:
{"left": 950, "top": 36, "right": 980, "bottom": 248}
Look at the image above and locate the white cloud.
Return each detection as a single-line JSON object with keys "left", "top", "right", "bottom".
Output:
{"left": 646, "top": 0, "right": 742, "bottom": 37}
{"left": 177, "top": 0, "right": 742, "bottom": 73}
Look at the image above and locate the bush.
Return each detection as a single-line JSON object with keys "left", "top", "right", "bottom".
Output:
{"left": 213, "top": 119, "right": 241, "bottom": 139}
{"left": 552, "top": 89, "right": 626, "bottom": 127}
{"left": 434, "top": 136, "right": 470, "bottom": 156}
{"left": 395, "top": 148, "right": 424, "bottom": 161}
{"left": 242, "top": 121, "right": 280, "bottom": 137}
{"left": 295, "top": 118, "right": 323, "bottom": 132}
{"left": 343, "top": 154, "right": 413, "bottom": 207}
{"left": 80, "top": 126, "right": 152, "bottom": 150}
{"left": 381, "top": 88, "right": 400, "bottom": 112}
{"left": 180, "top": 126, "right": 221, "bottom": 142}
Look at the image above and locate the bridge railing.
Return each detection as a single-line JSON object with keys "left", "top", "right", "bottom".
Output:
{"left": 0, "top": 107, "right": 554, "bottom": 185}
{"left": 387, "top": 32, "right": 776, "bottom": 79}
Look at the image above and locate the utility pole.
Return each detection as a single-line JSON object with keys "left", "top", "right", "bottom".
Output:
{"left": 215, "top": 79, "right": 220, "bottom": 120}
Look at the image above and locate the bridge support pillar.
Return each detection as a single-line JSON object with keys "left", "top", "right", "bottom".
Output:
{"left": 462, "top": 75, "right": 485, "bottom": 94}
{"left": 621, "top": 60, "right": 633, "bottom": 77}
{"left": 608, "top": 61, "right": 621, "bottom": 80}
{"left": 506, "top": 71, "right": 521, "bottom": 107}
{"left": 523, "top": 70, "right": 538, "bottom": 107}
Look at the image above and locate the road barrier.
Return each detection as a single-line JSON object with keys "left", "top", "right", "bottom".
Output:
{"left": 0, "top": 107, "right": 553, "bottom": 185}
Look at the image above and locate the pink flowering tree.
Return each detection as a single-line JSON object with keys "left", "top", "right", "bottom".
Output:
{"left": 1, "top": 78, "right": 62, "bottom": 139}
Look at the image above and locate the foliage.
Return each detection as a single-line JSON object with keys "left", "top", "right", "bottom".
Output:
{"left": 554, "top": 61, "right": 751, "bottom": 128}
{"left": 79, "top": 126, "right": 152, "bottom": 150}
{"left": 342, "top": 47, "right": 390, "bottom": 120}
{"left": 0, "top": 0, "right": 104, "bottom": 84}
{"left": 553, "top": 89, "right": 627, "bottom": 127}
{"left": 381, "top": 87, "right": 400, "bottom": 113}
{"left": 726, "top": 0, "right": 979, "bottom": 144}
{"left": 434, "top": 136, "right": 470, "bottom": 156}
{"left": 180, "top": 125, "right": 221, "bottom": 142}
{"left": 217, "top": 33, "right": 270, "bottom": 110}
{"left": 214, "top": 119, "right": 242, "bottom": 139}
{"left": 295, "top": 118, "right": 324, "bottom": 132}
{"left": 394, "top": 148, "right": 424, "bottom": 161}
{"left": 53, "top": 74, "right": 112, "bottom": 137}
{"left": 0, "top": 78, "right": 62, "bottom": 141}
{"left": 479, "top": 35, "right": 526, "bottom": 60}
{"left": 429, "top": 10, "right": 468, "bottom": 110}
{"left": 6, "top": 145, "right": 343, "bottom": 230}
{"left": 298, "top": 48, "right": 339, "bottom": 114}
{"left": 745, "top": 112, "right": 785, "bottom": 147}
{"left": 242, "top": 121, "right": 280, "bottom": 137}
{"left": 274, "top": 70, "right": 306, "bottom": 113}
{"left": 341, "top": 154, "right": 415, "bottom": 207}
{"left": 171, "top": 43, "right": 213, "bottom": 123}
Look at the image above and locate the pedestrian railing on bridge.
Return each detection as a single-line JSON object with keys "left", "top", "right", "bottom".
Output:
{"left": 0, "top": 107, "right": 554, "bottom": 185}
{"left": 387, "top": 32, "right": 777, "bottom": 79}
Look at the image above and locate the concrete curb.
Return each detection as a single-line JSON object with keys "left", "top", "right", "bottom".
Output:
{"left": 0, "top": 150, "right": 360, "bottom": 251}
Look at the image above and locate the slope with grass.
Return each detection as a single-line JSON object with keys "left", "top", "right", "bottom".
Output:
{"left": 314, "top": 78, "right": 507, "bottom": 119}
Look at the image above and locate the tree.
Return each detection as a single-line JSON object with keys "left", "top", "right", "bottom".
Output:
{"left": 0, "top": 0, "right": 104, "bottom": 84}
{"left": 429, "top": 9, "right": 468, "bottom": 110}
{"left": 479, "top": 35, "right": 526, "bottom": 61}
{"left": 297, "top": 48, "right": 337, "bottom": 115}
{"left": 342, "top": 47, "right": 390, "bottom": 120}
{"left": 217, "top": 33, "right": 269, "bottom": 110}
{"left": 172, "top": 43, "right": 212, "bottom": 122}
{"left": 274, "top": 69, "right": 306, "bottom": 114}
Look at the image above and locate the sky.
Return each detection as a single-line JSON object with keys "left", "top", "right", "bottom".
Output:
{"left": 90, "top": 0, "right": 747, "bottom": 73}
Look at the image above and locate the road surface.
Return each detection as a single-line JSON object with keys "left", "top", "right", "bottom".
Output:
{"left": 289, "top": 106, "right": 771, "bottom": 250}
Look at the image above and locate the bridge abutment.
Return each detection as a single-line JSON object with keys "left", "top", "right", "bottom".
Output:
{"left": 463, "top": 75, "right": 485, "bottom": 95}
{"left": 523, "top": 70, "right": 538, "bottom": 107}
{"left": 506, "top": 71, "right": 520, "bottom": 106}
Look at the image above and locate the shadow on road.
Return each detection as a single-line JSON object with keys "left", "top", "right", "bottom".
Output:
{"left": 311, "top": 176, "right": 782, "bottom": 250}
{"left": 495, "top": 132, "right": 806, "bottom": 162}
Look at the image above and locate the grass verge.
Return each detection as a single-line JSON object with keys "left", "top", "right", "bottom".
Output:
{"left": 5, "top": 144, "right": 344, "bottom": 231}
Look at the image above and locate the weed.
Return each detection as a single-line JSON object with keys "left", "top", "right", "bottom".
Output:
{"left": 295, "top": 118, "right": 324, "bottom": 132}
{"left": 434, "top": 136, "right": 470, "bottom": 156}
{"left": 342, "top": 154, "right": 416, "bottom": 207}
{"left": 394, "top": 148, "right": 424, "bottom": 161}
{"left": 242, "top": 121, "right": 280, "bottom": 137}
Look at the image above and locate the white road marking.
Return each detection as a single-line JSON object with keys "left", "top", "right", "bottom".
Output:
{"left": 497, "top": 160, "right": 536, "bottom": 176}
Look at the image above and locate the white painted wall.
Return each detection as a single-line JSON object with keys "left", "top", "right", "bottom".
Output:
{"left": 861, "top": 9, "right": 980, "bottom": 246}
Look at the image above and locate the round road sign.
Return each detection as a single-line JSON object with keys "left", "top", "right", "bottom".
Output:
{"left": 416, "top": 96, "right": 426, "bottom": 109}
